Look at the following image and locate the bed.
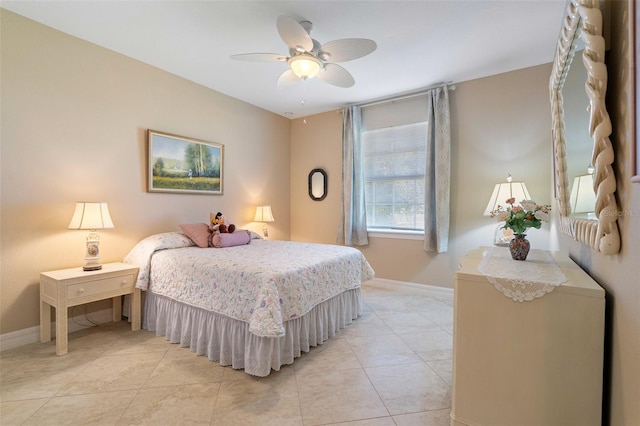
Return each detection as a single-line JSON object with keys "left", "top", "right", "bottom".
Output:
{"left": 123, "top": 231, "right": 375, "bottom": 376}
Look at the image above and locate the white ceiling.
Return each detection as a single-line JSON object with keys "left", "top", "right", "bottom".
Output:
{"left": 2, "top": 1, "right": 567, "bottom": 118}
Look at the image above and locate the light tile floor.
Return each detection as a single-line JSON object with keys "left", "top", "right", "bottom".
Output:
{"left": 0, "top": 283, "right": 454, "bottom": 425}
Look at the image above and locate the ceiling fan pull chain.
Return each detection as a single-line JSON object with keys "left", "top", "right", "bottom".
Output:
{"left": 301, "top": 80, "right": 308, "bottom": 124}
{"left": 301, "top": 99, "right": 307, "bottom": 124}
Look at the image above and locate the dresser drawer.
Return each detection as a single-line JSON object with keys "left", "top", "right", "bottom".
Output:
{"left": 67, "top": 274, "right": 135, "bottom": 300}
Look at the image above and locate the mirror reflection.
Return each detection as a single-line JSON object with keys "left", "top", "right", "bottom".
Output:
{"left": 562, "top": 43, "right": 596, "bottom": 217}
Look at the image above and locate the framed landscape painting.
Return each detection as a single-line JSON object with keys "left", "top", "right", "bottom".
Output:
{"left": 147, "top": 130, "right": 224, "bottom": 194}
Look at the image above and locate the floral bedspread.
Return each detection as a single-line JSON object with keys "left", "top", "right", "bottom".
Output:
{"left": 124, "top": 233, "right": 374, "bottom": 338}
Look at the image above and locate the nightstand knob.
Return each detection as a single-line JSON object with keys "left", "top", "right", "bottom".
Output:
{"left": 78, "top": 287, "right": 85, "bottom": 293}
{"left": 121, "top": 280, "right": 128, "bottom": 286}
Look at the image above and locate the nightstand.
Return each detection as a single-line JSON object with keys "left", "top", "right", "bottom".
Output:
{"left": 40, "top": 262, "right": 140, "bottom": 355}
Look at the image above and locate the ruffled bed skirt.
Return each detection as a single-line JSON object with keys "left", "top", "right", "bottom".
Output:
{"left": 143, "top": 288, "right": 362, "bottom": 377}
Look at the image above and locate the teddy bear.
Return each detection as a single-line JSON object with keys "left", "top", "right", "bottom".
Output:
{"left": 210, "top": 211, "right": 235, "bottom": 233}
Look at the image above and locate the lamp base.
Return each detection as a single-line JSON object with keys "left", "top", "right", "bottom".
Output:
{"left": 83, "top": 263, "right": 103, "bottom": 271}
{"left": 83, "top": 232, "right": 102, "bottom": 271}
{"left": 262, "top": 224, "right": 269, "bottom": 239}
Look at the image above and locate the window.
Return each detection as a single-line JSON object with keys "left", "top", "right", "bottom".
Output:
{"left": 362, "top": 121, "right": 427, "bottom": 231}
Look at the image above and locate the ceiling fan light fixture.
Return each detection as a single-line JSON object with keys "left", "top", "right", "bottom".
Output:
{"left": 288, "top": 54, "right": 322, "bottom": 79}
{"left": 232, "top": 15, "right": 375, "bottom": 89}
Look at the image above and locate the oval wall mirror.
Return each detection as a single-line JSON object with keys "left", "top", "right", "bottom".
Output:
{"left": 550, "top": 0, "right": 620, "bottom": 254}
{"left": 308, "top": 168, "right": 327, "bottom": 201}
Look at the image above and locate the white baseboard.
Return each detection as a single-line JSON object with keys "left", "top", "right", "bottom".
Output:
{"left": 365, "top": 278, "right": 454, "bottom": 297}
{"left": 0, "top": 308, "right": 113, "bottom": 352}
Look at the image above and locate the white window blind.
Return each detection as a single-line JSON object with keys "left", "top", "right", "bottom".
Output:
{"left": 362, "top": 121, "right": 427, "bottom": 231}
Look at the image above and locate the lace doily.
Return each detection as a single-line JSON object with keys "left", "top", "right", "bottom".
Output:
{"left": 477, "top": 247, "right": 567, "bottom": 302}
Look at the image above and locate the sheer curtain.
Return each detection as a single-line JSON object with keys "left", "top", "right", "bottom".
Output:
{"left": 337, "top": 105, "right": 369, "bottom": 246}
{"left": 423, "top": 86, "right": 451, "bottom": 252}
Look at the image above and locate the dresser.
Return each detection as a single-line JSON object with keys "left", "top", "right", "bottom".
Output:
{"left": 450, "top": 247, "right": 605, "bottom": 426}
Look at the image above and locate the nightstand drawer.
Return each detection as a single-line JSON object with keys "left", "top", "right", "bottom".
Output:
{"left": 67, "top": 274, "right": 135, "bottom": 300}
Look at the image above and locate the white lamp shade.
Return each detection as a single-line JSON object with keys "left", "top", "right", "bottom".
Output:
{"left": 570, "top": 174, "right": 596, "bottom": 214}
{"left": 483, "top": 181, "right": 532, "bottom": 215}
{"left": 288, "top": 54, "right": 321, "bottom": 79}
{"left": 254, "top": 205, "right": 275, "bottom": 222}
{"left": 68, "top": 202, "right": 115, "bottom": 230}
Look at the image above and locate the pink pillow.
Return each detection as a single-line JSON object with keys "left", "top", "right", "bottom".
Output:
{"left": 179, "top": 223, "right": 210, "bottom": 248}
{"left": 211, "top": 230, "right": 251, "bottom": 248}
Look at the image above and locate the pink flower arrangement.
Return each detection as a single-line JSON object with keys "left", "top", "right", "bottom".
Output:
{"left": 490, "top": 198, "right": 551, "bottom": 234}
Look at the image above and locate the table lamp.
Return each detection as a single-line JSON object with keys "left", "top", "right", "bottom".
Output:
{"left": 68, "top": 202, "right": 114, "bottom": 271}
{"left": 484, "top": 174, "right": 531, "bottom": 246}
{"left": 569, "top": 169, "right": 596, "bottom": 219}
{"left": 254, "top": 205, "right": 274, "bottom": 238}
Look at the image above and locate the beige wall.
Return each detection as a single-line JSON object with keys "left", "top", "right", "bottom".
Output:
{"left": 290, "top": 63, "right": 554, "bottom": 287}
{"left": 558, "top": 1, "right": 639, "bottom": 424}
{"left": 290, "top": 112, "right": 343, "bottom": 244}
{"left": 1, "top": 10, "right": 291, "bottom": 334}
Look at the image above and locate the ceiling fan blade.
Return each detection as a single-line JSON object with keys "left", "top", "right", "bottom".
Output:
{"left": 277, "top": 15, "right": 313, "bottom": 52}
{"left": 318, "top": 63, "right": 355, "bottom": 88}
{"left": 277, "top": 70, "right": 301, "bottom": 88}
{"left": 319, "top": 38, "right": 377, "bottom": 63}
{"left": 230, "top": 53, "right": 287, "bottom": 62}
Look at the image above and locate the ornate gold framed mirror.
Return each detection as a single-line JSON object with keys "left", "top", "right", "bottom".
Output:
{"left": 550, "top": 0, "right": 620, "bottom": 254}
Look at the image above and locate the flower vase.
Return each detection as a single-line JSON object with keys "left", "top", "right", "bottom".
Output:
{"left": 509, "top": 234, "right": 530, "bottom": 260}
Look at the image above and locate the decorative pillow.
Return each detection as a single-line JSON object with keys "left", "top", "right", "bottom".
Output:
{"left": 211, "top": 230, "right": 252, "bottom": 248}
{"left": 179, "top": 223, "right": 211, "bottom": 248}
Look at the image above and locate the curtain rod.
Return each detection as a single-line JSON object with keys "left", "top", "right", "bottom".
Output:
{"left": 353, "top": 82, "right": 456, "bottom": 109}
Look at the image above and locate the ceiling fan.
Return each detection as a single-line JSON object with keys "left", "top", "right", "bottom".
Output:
{"left": 230, "top": 15, "right": 376, "bottom": 88}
